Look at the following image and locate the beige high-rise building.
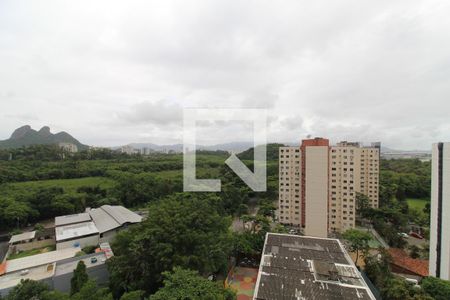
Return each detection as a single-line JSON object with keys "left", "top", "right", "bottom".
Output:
{"left": 278, "top": 138, "right": 379, "bottom": 237}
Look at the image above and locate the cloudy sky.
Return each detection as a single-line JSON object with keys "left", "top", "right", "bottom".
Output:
{"left": 0, "top": 0, "right": 449, "bottom": 149}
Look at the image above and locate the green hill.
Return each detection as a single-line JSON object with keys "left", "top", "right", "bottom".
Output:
{"left": 0, "top": 125, "right": 88, "bottom": 150}
{"left": 238, "top": 143, "right": 286, "bottom": 161}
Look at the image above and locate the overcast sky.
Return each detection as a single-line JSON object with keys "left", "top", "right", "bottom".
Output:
{"left": 1, "top": 0, "right": 449, "bottom": 149}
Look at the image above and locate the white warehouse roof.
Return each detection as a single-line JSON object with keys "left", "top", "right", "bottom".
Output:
{"left": 9, "top": 231, "right": 36, "bottom": 244}
{"left": 55, "top": 221, "right": 99, "bottom": 242}
{"left": 54, "top": 205, "right": 142, "bottom": 235}
{"left": 5, "top": 247, "right": 80, "bottom": 273}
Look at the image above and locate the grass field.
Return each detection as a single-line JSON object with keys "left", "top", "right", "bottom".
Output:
{"left": 0, "top": 177, "right": 116, "bottom": 197}
{"left": 7, "top": 245, "right": 56, "bottom": 260}
{"left": 407, "top": 198, "right": 429, "bottom": 211}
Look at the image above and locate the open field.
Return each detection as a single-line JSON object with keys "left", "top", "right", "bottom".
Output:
{"left": 407, "top": 198, "right": 429, "bottom": 211}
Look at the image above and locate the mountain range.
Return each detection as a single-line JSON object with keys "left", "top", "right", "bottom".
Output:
{"left": 0, "top": 125, "right": 431, "bottom": 154}
{"left": 0, "top": 125, "right": 88, "bottom": 150}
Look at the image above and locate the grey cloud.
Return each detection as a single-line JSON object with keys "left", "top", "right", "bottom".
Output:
{"left": 117, "top": 100, "right": 182, "bottom": 126}
{"left": 0, "top": 0, "right": 449, "bottom": 148}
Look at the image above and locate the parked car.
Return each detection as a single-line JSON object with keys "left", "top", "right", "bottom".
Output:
{"left": 409, "top": 232, "right": 424, "bottom": 239}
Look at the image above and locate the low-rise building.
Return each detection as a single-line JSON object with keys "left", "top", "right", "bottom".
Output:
{"left": 0, "top": 246, "right": 111, "bottom": 297}
{"left": 8, "top": 229, "right": 55, "bottom": 253}
{"left": 254, "top": 233, "right": 376, "bottom": 300}
{"left": 55, "top": 222, "right": 99, "bottom": 250}
{"left": 89, "top": 205, "right": 142, "bottom": 243}
{"left": 8, "top": 231, "right": 36, "bottom": 249}
{"left": 55, "top": 205, "right": 142, "bottom": 249}
{"left": 388, "top": 248, "right": 429, "bottom": 282}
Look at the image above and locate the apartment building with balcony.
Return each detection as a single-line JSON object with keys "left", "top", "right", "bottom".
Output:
{"left": 278, "top": 138, "right": 380, "bottom": 237}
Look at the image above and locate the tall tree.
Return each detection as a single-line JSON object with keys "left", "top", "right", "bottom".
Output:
{"left": 71, "top": 261, "right": 89, "bottom": 295}
{"left": 342, "top": 229, "right": 371, "bottom": 266}
{"left": 257, "top": 202, "right": 276, "bottom": 220}
{"left": 71, "top": 280, "right": 112, "bottom": 300}
{"left": 108, "top": 193, "right": 232, "bottom": 296}
{"left": 355, "top": 192, "right": 371, "bottom": 220}
{"left": 381, "top": 277, "right": 413, "bottom": 300}
{"left": 5, "top": 279, "right": 49, "bottom": 300}
{"left": 149, "top": 267, "right": 235, "bottom": 300}
{"left": 421, "top": 276, "right": 450, "bottom": 300}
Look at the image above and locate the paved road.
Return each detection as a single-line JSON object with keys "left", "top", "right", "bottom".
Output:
{"left": 405, "top": 236, "right": 427, "bottom": 248}
{"left": 0, "top": 241, "right": 8, "bottom": 262}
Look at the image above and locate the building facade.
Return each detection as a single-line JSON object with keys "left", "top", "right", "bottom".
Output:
{"left": 429, "top": 142, "right": 450, "bottom": 280}
{"left": 0, "top": 248, "right": 111, "bottom": 297}
{"left": 278, "top": 138, "right": 380, "bottom": 237}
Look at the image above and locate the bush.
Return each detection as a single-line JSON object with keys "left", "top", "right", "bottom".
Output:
{"left": 82, "top": 245, "right": 97, "bottom": 254}
{"left": 75, "top": 251, "right": 86, "bottom": 257}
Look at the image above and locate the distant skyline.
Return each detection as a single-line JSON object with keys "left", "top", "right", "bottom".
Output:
{"left": 1, "top": 1, "right": 449, "bottom": 149}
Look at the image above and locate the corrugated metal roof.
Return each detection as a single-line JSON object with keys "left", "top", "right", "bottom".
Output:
{"left": 89, "top": 205, "right": 142, "bottom": 233}
{"left": 55, "top": 213, "right": 91, "bottom": 227}
{"left": 9, "top": 231, "right": 36, "bottom": 244}
{"left": 102, "top": 205, "right": 142, "bottom": 225}
{"left": 254, "top": 233, "right": 377, "bottom": 300}
{"left": 89, "top": 207, "right": 121, "bottom": 233}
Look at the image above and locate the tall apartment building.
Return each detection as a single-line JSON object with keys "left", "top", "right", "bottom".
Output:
{"left": 429, "top": 142, "right": 450, "bottom": 280}
{"left": 278, "top": 138, "right": 380, "bottom": 237}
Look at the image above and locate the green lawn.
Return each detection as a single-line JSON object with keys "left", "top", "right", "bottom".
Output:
{"left": 407, "top": 198, "right": 429, "bottom": 211}
{"left": 7, "top": 245, "right": 56, "bottom": 260}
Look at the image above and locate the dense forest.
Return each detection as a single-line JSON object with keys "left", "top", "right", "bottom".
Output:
{"left": 380, "top": 158, "right": 431, "bottom": 202}
{"left": 0, "top": 145, "right": 278, "bottom": 232}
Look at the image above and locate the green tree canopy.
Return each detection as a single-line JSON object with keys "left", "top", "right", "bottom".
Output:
{"left": 71, "top": 261, "right": 89, "bottom": 295}
{"left": 342, "top": 229, "right": 371, "bottom": 265}
{"left": 421, "top": 276, "right": 450, "bottom": 300}
{"left": 5, "top": 279, "right": 49, "bottom": 300}
{"left": 108, "top": 193, "right": 232, "bottom": 296}
{"left": 149, "top": 267, "right": 235, "bottom": 300}
{"left": 71, "top": 280, "right": 112, "bottom": 300}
